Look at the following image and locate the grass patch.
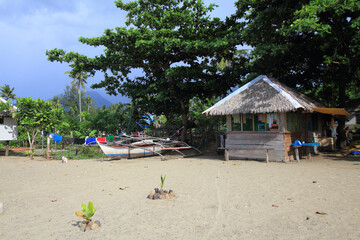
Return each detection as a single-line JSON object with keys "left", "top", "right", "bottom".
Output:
{"left": 50, "top": 146, "right": 104, "bottom": 160}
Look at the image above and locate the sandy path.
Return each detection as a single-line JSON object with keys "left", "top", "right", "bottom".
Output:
{"left": 0, "top": 154, "right": 360, "bottom": 239}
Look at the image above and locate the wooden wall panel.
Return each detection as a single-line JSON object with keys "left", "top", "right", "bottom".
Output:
{"left": 225, "top": 132, "right": 286, "bottom": 162}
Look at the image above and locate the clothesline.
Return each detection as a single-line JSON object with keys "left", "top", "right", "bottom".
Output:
{"left": 40, "top": 131, "right": 125, "bottom": 145}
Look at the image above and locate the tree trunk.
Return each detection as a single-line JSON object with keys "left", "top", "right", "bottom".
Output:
{"left": 337, "top": 67, "right": 348, "bottom": 149}
{"left": 179, "top": 100, "right": 188, "bottom": 142}
{"left": 27, "top": 132, "right": 33, "bottom": 159}
{"left": 46, "top": 137, "right": 51, "bottom": 160}
{"left": 78, "top": 87, "right": 82, "bottom": 122}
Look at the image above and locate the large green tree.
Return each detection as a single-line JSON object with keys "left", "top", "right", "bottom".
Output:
{"left": 46, "top": 0, "right": 239, "bottom": 141}
{"left": 232, "top": 0, "right": 360, "bottom": 147}
{"left": 233, "top": 0, "right": 360, "bottom": 106}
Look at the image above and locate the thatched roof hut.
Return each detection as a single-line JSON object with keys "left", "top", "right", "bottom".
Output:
{"left": 203, "top": 75, "right": 325, "bottom": 116}
{"left": 203, "top": 75, "right": 349, "bottom": 162}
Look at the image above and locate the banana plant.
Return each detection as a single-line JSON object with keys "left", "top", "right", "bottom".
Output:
{"left": 75, "top": 201, "right": 96, "bottom": 223}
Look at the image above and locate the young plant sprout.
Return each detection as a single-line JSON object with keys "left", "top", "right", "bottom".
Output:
{"left": 75, "top": 201, "right": 96, "bottom": 223}
{"left": 160, "top": 174, "right": 166, "bottom": 192}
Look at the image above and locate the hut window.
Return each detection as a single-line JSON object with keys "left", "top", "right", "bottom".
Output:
{"left": 267, "top": 113, "right": 279, "bottom": 131}
{"left": 243, "top": 113, "right": 253, "bottom": 131}
{"left": 286, "top": 112, "right": 300, "bottom": 131}
{"left": 254, "top": 113, "right": 267, "bottom": 131}
{"left": 231, "top": 114, "right": 241, "bottom": 131}
{"left": 0, "top": 116, "right": 4, "bottom": 124}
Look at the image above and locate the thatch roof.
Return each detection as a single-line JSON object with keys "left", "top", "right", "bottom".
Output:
{"left": 203, "top": 75, "right": 325, "bottom": 116}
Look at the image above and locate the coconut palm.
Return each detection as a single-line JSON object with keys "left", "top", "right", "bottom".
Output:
{"left": 51, "top": 95, "right": 61, "bottom": 109}
{"left": 84, "top": 94, "right": 93, "bottom": 112}
{"left": 0, "top": 84, "right": 16, "bottom": 101}
{"left": 65, "top": 71, "right": 89, "bottom": 122}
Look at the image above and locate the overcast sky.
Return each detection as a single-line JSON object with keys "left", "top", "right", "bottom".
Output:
{"left": 0, "top": 0, "right": 236, "bottom": 103}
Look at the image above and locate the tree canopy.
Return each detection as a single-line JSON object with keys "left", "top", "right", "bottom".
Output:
{"left": 16, "top": 97, "right": 65, "bottom": 157}
{"left": 232, "top": 0, "right": 360, "bottom": 107}
{"left": 46, "top": 0, "right": 240, "bottom": 140}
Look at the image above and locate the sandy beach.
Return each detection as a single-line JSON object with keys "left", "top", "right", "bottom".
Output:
{"left": 1, "top": 153, "right": 360, "bottom": 240}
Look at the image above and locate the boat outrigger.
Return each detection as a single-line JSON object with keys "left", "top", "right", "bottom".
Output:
{"left": 97, "top": 137, "right": 202, "bottom": 160}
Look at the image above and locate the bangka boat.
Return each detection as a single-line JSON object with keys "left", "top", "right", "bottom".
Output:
{"left": 97, "top": 137, "right": 202, "bottom": 160}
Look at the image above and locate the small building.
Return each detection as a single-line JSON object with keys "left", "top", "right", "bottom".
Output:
{"left": 0, "top": 97, "right": 17, "bottom": 141}
{"left": 203, "top": 75, "right": 349, "bottom": 162}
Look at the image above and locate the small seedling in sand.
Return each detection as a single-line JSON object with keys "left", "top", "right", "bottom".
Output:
{"left": 75, "top": 201, "right": 99, "bottom": 231}
{"left": 160, "top": 174, "right": 166, "bottom": 192}
{"left": 148, "top": 175, "right": 175, "bottom": 200}
{"left": 75, "top": 201, "right": 96, "bottom": 223}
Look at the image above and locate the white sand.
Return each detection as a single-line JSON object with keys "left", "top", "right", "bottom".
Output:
{"left": 0, "top": 154, "right": 360, "bottom": 239}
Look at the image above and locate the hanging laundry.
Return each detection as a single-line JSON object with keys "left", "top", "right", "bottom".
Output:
{"left": 48, "top": 133, "right": 55, "bottom": 139}
{"left": 53, "top": 134, "right": 63, "bottom": 143}
{"left": 74, "top": 138, "right": 85, "bottom": 145}
{"left": 85, "top": 138, "right": 96, "bottom": 145}
{"left": 96, "top": 137, "right": 106, "bottom": 142}
{"left": 62, "top": 137, "right": 74, "bottom": 144}
{"left": 106, "top": 135, "right": 115, "bottom": 142}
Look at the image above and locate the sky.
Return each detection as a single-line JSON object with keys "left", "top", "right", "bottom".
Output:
{"left": 0, "top": 0, "right": 237, "bottom": 104}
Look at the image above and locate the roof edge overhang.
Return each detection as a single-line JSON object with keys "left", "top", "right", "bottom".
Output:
{"left": 312, "top": 107, "right": 350, "bottom": 116}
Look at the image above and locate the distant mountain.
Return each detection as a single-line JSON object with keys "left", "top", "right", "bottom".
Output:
{"left": 86, "top": 91, "right": 130, "bottom": 107}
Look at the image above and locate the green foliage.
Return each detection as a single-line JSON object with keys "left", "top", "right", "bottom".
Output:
{"left": 16, "top": 97, "right": 65, "bottom": 157}
{"left": 24, "top": 150, "right": 34, "bottom": 158}
{"left": 190, "top": 96, "right": 220, "bottom": 131}
{"left": 0, "top": 99, "right": 15, "bottom": 117}
{"left": 160, "top": 175, "right": 166, "bottom": 191}
{"left": 75, "top": 201, "right": 96, "bottom": 222}
{"left": 82, "top": 201, "right": 96, "bottom": 220}
{"left": 0, "top": 84, "right": 16, "bottom": 101}
{"left": 46, "top": 0, "right": 239, "bottom": 141}
{"left": 233, "top": 0, "right": 360, "bottom": 107}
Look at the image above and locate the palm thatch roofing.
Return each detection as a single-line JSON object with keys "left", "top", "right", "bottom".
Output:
{"left": 203, "top": 75, "right": 325, "bottom": 116}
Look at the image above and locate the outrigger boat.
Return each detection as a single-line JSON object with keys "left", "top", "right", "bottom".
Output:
{"left": 97, "top": 137, "right": 202, "bottom": 160}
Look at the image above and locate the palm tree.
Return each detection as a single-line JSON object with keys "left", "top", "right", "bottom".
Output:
{"left": 65, "top": 71, "right": 89, "bottom": 122}
{"left": 0, "top": 84, "right": 16, "bottom": 101}
{"left": 51, "top": 95, "right": 61, "bottom": 109}
{"left": 85, "top": 94, "right": 93, "bottom": 112}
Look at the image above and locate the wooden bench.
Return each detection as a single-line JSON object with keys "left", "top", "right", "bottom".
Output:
{"left": 224, "top": 145, "right": 274, "bottom": 163}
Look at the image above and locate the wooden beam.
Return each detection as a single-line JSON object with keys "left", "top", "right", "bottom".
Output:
{"left": 5, "top": 141, "right": 9, "bottom": 157}
{"left": 225, "top": 148, "right": 229, "bottom": 161}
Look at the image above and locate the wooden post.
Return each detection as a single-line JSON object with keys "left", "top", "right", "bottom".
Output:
{"left": 225, "top": 148, "right": 229, "bottom": 161}
{"left": 46, "top": 137, "right": 51, "bottom": 160}
{"left": 295, "top": 148, "right": 300, "bottom": 163}
{"left": 5, "top": 141, "right": 10, "bottom": 157}
{"left": 266, "top": 149, "right": 269, "bottom": 163}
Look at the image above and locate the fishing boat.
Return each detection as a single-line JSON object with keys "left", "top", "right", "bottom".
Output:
{"left": 97, "top": 137, "right": 202, "bottom": 160}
